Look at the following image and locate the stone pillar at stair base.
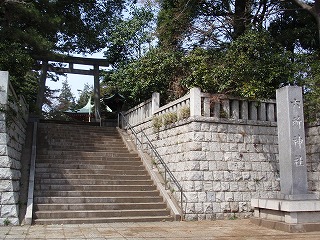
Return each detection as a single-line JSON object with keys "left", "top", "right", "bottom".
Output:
{"left": 251, "top": 86, "right": 320, "bottom": 233}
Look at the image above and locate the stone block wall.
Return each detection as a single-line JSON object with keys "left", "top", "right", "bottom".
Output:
{"left": 123, "top": 88, "right": 320, "bottom": 221}
{"left": 134, "top": 116, "right": 280, "bottom": 220}
{"left": 0, "top": 71, "right": 29, "bottom": 225}
{"left": 306, "top": 123, "right": 320, "bottom": 193}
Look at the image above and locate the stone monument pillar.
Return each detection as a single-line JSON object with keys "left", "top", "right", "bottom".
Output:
{"left": 251, "top": 86, "right": 320, "bottom": 232}
{"left": 277, "top": 86, "right": 311, "bottom": 199}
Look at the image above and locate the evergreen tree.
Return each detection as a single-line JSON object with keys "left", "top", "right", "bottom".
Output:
{"left": 0, "top": 0, "right": 125, "bottom": 109}
{"left": 56, "top": 79, "right": 75, "bottom": 112}
{"left": 76, "top": 83, "right": 93, "bottom": 109}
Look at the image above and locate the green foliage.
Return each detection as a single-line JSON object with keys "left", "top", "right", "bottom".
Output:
{"left": 157, "top": 0, "right": 203, "bottom": 50}
{"left": 152, "top": 115, "right": 163, "bottom": 132}
{"left": 301, "top": 53, "right": 320, "bottom": 123}
{"left": 105, "top": 6, "right": 154, "bottom": 67}
{"left": 183, "top": 31, "right": 295, "bottom": 99}
{"left": 269, "top": 1, "right": 319, "bottom": 52}
{"left": 3, "top": 218, "right": 11, "bottom": 226}
{"left": 56, "top": 79, "right": 76, "bottom": 112}
{"left": 181, "top": 48, "right": 223, "bottom": 92}
{"left": 76, "top": 83, "right": 93, "bottom": 109}
{"left": 106, "top": 31, "right": 296, "bottom": 107}
{"left": 221, "top": 30, "right": 294, "bottom": 98}
{"left": 179, "top": 106, "right": 190, "bottom": 120}
{"left": 0, "top": 0, "right": 125, "bottom": 109}
{"left": 102, "top": 48, "right": 186, "bottom": 107}
{"left": 0, "top": 41, "right": 38, "bottom": 110}
{"left": 163, "top": 112, "right": 178, "bottom": 125}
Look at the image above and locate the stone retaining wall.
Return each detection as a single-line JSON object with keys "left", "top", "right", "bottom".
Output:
{"left": 0, "top": 71, "right": 29, "bottom": 225}
{"left": 306, "top": 123, "right": 320, "bottom": 193}
{"left": 124, "top": 88, "right": 320, "bottom": 221}
{"left": 134, "top": 117, "right": 280, "bottom": 220}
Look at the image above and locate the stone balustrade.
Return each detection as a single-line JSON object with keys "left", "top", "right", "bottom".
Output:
{"left": 123, "top": 88, "right": 277, "bottom": 129}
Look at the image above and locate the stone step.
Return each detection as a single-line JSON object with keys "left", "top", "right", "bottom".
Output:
{"left": 35, "top": 179, "right": 154, "bottom": 185}
{"left": 34, "top": 196, "right": 164, "bottom": 204}
{"left": 36, "top": 163, "right": 144, "bottom": 168}
{"left": 34, "top": 202, "right": 167, "bottom": 211}
{"left": 38, "top": 139, "right": 122, "bottom": 144}
{"left": 39, "top": 127, "right": 118, "bottom": 132}
{"left": 35, "top": 174, "right": 150, "bottom": 180}
{"left": 35, "top": 159, "right": 142, "bottom": 165}
{"left": 34, "top": 215, "right": 173, "bottom": 225}
{"left": 34, "top": 184, "right": 157, "bottom": 191}
{"left": 39, "top": 133, "right": 120, "bottom": 137}
{"left": 40, "top": 138, "right": 121, "bottom": 142}
{"left": 35, "top": 168, "right": 147, "bottom": 175}
{"left": 39, "top": 145, "right": 127, "bottom": 151}
{"left": 33, "top": 122, "right": 173, "bottom": 224}
{"left": 39, "top": 134, "right": 121, "bottom": 138}
{"left": 38, "top": 141, "right": 126, "bottom": 145}
{"left": 38, "top": 134, "right": 121, "bottom": 139}
{"left": 34, "top": 209, "right": 171, "bottom": 219}
{"left": 38, "top": 125, "right": 118, "bottom": 132}
{"left": 34, "top": 190, "right": 160, "bottom": 197}
{"left": 36, "top": 163, "right": 145, "bottom": 170}
{"left": 39, "top": 136, "right": 123, "bottom": 140}
{"left": 37, "top": 149, "right": 129, "bottom": 153}
{"left": 36, "top": 151, "right": 138, "bottom": 158}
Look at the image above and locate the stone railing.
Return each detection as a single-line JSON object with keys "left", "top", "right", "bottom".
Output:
{"left": 0, "top": 71, "right": 29, "bottom": 225}
{"left": 123, "top": 88, "right": 277, "bottom": 127}
{"left": 123, "top": 98, "right": 153, "bottom": 126}
{"left": 201, "top": 93, "right": 277, "bottom": 121}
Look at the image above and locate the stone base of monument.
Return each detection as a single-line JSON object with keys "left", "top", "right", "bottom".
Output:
{"left": 251, "top": 198, "right": 320, "bottom": 232}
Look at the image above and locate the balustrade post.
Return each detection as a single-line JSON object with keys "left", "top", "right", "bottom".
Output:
{"left": 249, "top": 102, "right": 258, "bottom": 120}
{"left": 190, "top": 87, "right": 201, "bottom": 117}
{"left": 0, "top": 71, "right": 9, "bottom": 105}
{"left": 267, "top": 103, "right": 276, "bottom": 121}
{"left": 259, "top": 102, "right": 267, "bottom": 121}
{"left": 221, "top": 99, "right": 230, "bottom": 118}
{"left": 152, "top": 92, "right": 160, "bottom": 115}
{"left": 203, "top": 97, "right": 210, "bottom": 117}
{"left": 231, "top": 100, "right": 239, "bottom": 119}
{"left": 241, "top": 101, "right": 249, "bottom": 120}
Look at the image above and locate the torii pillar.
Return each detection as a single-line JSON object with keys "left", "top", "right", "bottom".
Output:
{"left": 93, "top": 64, "right": 100, "bottom": 120}
{"left": 36, "top": 61, "right": 48, "bottom": 115}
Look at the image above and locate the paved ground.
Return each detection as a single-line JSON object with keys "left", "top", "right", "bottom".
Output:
{"left": 1, "top": 219, "right": 320, "bottom": 240}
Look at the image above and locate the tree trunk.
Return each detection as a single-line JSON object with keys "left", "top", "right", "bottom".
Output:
{"left": 233, "top": 0, "right": 247, "bottom": 39}
{"left": 36, "top": 61, "right": 48, "bottom": 115}
{"left": 316, "top": 0, "right": 320, "bottom": 45}
{"left": 289, "top": 0, "right": 320, "bottom": 46}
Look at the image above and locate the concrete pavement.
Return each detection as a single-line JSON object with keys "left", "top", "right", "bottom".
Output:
{"left": 1, "top": 219, "right": 320, "bottom": 239}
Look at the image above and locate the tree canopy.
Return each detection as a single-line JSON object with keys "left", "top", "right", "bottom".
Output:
{"left": 0, "top": 0, "right": 125, "bottom": 109}
{"left": 2, "top": 0, "right": 320, "bottom": 121}
{"left": 100, "top": 0, "right": 320, "bottom": 122}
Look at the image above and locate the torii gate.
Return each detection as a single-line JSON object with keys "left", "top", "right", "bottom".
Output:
{"left": 36, "top": 54, "right": 109, "bottom": 120}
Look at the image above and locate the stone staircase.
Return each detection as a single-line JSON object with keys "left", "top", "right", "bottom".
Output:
{"left": 33, "top": 122, "right": 173, "bottom": 224}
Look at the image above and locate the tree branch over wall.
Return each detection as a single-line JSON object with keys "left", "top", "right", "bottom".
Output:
{"left": 289, "top": 0, "right": 320, "bottom": 45}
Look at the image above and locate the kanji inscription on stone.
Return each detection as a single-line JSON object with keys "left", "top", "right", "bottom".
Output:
{"left": 276, "top": 86, "right": 308, "bottom": 196}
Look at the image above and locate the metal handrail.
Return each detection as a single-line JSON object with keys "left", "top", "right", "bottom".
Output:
{"left": 119, "top": 112, "right": 187, "bottom": 217}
